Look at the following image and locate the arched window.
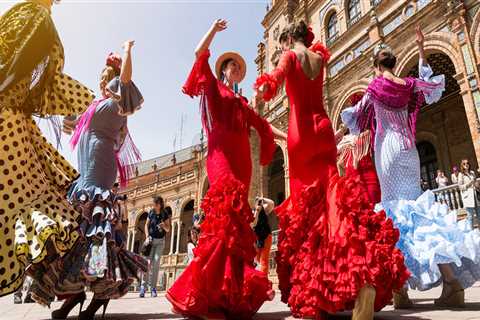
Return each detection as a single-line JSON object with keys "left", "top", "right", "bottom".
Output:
{"left": 347, "top": 0, "right": 361, "bottom": 24}
{"left": 327, "top": 12, "right": 339, "bottom": 40}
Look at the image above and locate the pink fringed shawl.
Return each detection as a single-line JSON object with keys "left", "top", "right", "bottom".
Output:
{"left": 357, "top": 76, "right": 444, "bottom": 149}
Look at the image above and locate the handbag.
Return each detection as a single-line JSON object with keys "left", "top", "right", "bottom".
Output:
{"left": 141, "top": 240, "right": 152, "bottom": 257}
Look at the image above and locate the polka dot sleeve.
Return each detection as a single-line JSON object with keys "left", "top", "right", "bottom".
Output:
{"left": 31, "top": 41, "right": 95, "bottom": 117}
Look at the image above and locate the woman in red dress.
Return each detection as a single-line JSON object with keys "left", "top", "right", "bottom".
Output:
{"left": 337, "top": 95, "right": 381, "bottom": 205}
{"left": 166, "top": 19, "right": 285, "bottom": 319}
{"left": 255, "top": 21, "right": 408, "bottom": 320}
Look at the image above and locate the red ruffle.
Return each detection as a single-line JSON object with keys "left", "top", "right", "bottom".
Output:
{"left": 310, "top": 41, "right": 331, "bottom": 63}
{"left": 254, "top": 73, "right": 279, "bottom": 102}
{"left": 276, "top": 173, "right": 409, "bottom": 318}
{"left": 182, "top": 50, "right": 212, "bottom": 98}
{"left": 167, "top": 174, "right": 273, "bottom": 319}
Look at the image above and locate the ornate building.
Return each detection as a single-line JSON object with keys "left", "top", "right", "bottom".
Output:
{"left": 120, "top": 142, "right": 209, "bottom": 290}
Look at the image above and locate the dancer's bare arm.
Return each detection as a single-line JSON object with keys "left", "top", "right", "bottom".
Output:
{"left": 195, "top": 19, "right": 227, "bottom": 58}
{"left": 120, "top": 40, "right": 135, "bottom": 84}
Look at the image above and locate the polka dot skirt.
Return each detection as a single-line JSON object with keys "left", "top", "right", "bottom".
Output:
{"left": 0, "top": 73, "right": 93, "bottom": 297}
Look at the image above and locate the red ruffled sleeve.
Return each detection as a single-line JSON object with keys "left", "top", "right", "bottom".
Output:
{"left": 182, "top": 50, "right": 216, "bottom": 97}
{"left": 309, "top": 41, "right": 331, "bottom": 63}
{"left": 182, "top": 50, "right": 220, "bottom": 132}
{"left": 246, "top": 107, "right": 276, "bottom": 166}
{"left": 254, "top": 51, "right": 294, "bottom": 102}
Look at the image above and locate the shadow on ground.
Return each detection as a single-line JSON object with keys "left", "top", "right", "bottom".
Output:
{"left": 39, "top": 314, "right": 181, "bottom": 320}
{"left": 37, "top": 302, "right": 480, "bottom": 320}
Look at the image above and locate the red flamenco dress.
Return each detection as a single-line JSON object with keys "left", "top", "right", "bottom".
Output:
{"left": 166, "top": 50, "right": 276, "bottom": 319}
{"left": 255, "top": 43, "right": 409, "bottom": 319}
{"left": 337, "top": 130, "right": 381, "bottom": 205}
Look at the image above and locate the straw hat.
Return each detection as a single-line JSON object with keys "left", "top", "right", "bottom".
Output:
{"left": 215, "top": 52, "right": 247, "bottom": 82}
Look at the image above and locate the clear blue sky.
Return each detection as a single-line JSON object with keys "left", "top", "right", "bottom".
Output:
{"left": 0, "top": 0, "right": 269, "bottom": 167}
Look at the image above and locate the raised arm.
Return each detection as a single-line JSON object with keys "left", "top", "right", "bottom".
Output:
{"left": 120, "top": 40, "right": 134, "bottom": 84}
{"left": 416, "top": 26, "right": 426, "bottom": 65}
{"left": 195, "top": 19, "right": 227, "bottom": 58}
{"left": 413, "top": 26, "right": 445, "bottom": 105}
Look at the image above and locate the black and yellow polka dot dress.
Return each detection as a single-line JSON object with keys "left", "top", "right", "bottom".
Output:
{"left": 0, "top": 1, "right": 94, "bottom": 297}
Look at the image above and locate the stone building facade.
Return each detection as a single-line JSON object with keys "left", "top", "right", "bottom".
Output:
{"left": 120, "top": 142, "right": 209, "bottom": 290}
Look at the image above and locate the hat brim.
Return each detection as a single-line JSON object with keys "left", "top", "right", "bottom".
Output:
{"left": 215, "top": 52, "right": 247, "bottom": 83}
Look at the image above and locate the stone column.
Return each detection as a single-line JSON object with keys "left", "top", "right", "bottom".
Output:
{"left": 176, "top": 222, "right": 181, "bottom": 254}
{"left": 450, "top": 6, "right": 480, "bottom": 165}
{"left": 169, "top": 222, "right": 176, "bottom": 254}
{"left": 130, "top": 230, "right": 136, "bottom": 252}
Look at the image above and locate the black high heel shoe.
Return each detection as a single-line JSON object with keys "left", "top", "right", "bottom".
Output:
{"left": 79, "top": 298, "right": 110, "bottom": 320}
{"left": 51, "top": 291, "right": 87, "bottom": 320}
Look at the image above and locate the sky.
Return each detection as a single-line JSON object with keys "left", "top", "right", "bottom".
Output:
{"left": 0, "top": 0, "right": 270, "bottom": 168}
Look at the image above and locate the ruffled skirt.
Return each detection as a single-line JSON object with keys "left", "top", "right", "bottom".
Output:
{"left": 378, "top": 190, "right": 480, "bottom": 291}
{"left": 276, "top": 173, "right": 409, "bottom": 319}
{"left": 30, "top": 186, "right": 147, "bottom": 305}
{"left": 167, "top": 174, "right": 273, "bottom": 319}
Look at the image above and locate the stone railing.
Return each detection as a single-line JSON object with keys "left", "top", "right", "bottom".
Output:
{"left": 124, "top": 170, "right": 196, "bottom": 200}
{"left": 432, "top": 179, "right": 480, "bottom": 211}
{"left": 432, "top": 184, "right": 465, "bottom": 210}
{"left": 160, "top": 253, "right": 188, "bottom": 268}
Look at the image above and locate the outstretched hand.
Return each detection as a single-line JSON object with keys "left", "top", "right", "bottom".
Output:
{"left": 123, "top": 40, "right": 135, "bottom": 52}
{"left": 212, "top": 19, "right": 227, "bottom": 33}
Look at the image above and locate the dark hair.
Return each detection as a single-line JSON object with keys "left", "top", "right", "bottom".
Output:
{"left": 188, "top": 227, "right": 198, "bottom": 244}
{"left": 220, "top": 58, "right": 234, "bottom": 81}
{"left": 373, "top": 49, "right": 397, "bottom": 69}
{"left": 153, "top": 196, "right": 164, "bottom": 208}
{"left": 113, "top": 182, "right": 119, "bottom": 188}
{"left": 460, "top": 159, "right": 471, "bottom": 175}
{"left": 280, "top": 20, "right": 309, "bottom": 45}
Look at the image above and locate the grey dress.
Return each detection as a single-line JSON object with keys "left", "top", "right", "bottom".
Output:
{"left": 66, "top": 77, "right": 147, "bottom": 299}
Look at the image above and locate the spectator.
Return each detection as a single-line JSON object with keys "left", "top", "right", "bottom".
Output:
{"left": 458, "top": 159, "right": 478, "bottom": 229}
{"left": 187, "top": 228, "right": 199, "bottom": 264}
{"left": 252, "top": 197, "right": 275, "bottom": 274}
{"left": 140, "top": 196, "right": 171, "bottom": 298}
{"left": 435, "top": 170, "right": 449, "bottom": 188}
{"left": 451, "top": 166, "right": 460, "bottom": 184}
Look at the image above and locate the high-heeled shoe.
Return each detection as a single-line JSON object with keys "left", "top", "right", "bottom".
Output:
{"left": 51, "top": 291, "right": 86, "bottom": 320}
{"left": 78, "top": 298, "right": 110, "bottom": 320}
{"left": 434, "top": 280, "right": 465, "bottom": 308}
{"left": 393, "top": 287, "right": 413, "bottom": 309}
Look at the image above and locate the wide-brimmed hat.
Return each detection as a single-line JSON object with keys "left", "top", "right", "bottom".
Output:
{"left": 215, "top": 52, "right": 246, "bottom": 83}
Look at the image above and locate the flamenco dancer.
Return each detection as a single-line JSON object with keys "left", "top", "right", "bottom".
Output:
{"left": 31, "top": 42, "right": 148, "bottom": 319}
{"left": 336, "top": 95, "right": 381, "bottom": 205}
{"left": 255, "top": 21, "right": 408, "bottom": 320}
{"left": 166, "top": 19, "right": 285, "bottom": 319}
{"left": 0, "top": 0, "right": 94, "bottom": 297}
{"left": 342, "top": 26, "right": 480, "bottom": 308}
